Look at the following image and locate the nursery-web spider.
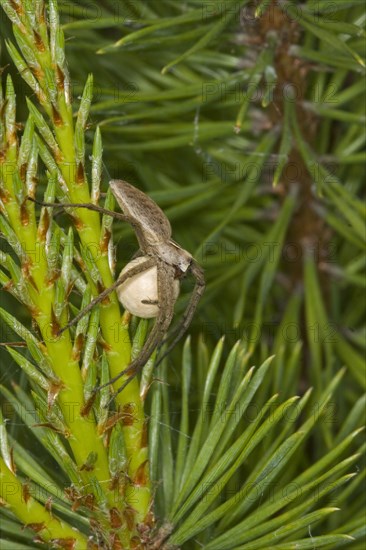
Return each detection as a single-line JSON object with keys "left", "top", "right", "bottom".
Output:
{"left": 30, "top": 180, "right": 205, "bottom": 397}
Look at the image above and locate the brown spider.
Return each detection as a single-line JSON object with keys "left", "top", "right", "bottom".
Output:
{"left": 30, "top": 180, "right": 205, "bottom": 397}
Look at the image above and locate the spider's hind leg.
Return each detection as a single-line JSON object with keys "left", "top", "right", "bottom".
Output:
{"left": 27, "top": 196, "right": 129, "bottom": 223}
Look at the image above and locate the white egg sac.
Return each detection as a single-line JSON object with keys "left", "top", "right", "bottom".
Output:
{"left": 116, "top": 256, "right": 180, "bottom": 318}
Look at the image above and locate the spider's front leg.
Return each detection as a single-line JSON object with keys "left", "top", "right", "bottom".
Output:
{"left": 157, "top": 259, "right": 205, "bottom": 365}
{"left": 58, "top": 257, "right": 156, "bottom": 334}
{"left": 98, "top": 260, "right": 177, "bottom": 398}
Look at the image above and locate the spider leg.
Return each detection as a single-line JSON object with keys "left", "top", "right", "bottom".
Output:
{"left": 156, "top": 259, "right": 205, "bottom": 366}
{"left": 96, "top": 261, "right": 177, "bottom": 399}
{"left": 58, "top": 257, "right": 156, "bottom": 335}
{"left": 27, "top": 196, "right": 128, "bottom": 223}
{"left": 131, "top": 249, "right": 143, "bottom": 259}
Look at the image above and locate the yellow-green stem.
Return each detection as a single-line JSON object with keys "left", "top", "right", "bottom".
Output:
{"left": 53, "top": 107, "right": 151, "bottom": 520}
{"left": 0, "top": 457, "right": 88, "bottom": 548}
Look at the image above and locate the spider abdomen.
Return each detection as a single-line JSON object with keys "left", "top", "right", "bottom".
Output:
{"left": 110, "top": 180, "right": 172, "bottom": 246}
